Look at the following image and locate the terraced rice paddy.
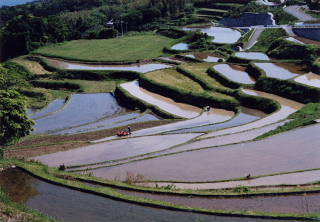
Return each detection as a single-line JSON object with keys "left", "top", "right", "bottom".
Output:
{"left": 45, "top": 58, "right": 172, "bottom": 73}
{"left": 213, "top": 64, "right": 255, "bottom": 84}
{"left": 120, "top": 81, "right": 202, "bottom": 118}
{"left": 33, "top": 93, "right": 123, "bottom": 134}
{"left": 166, "top": 107, "right": 266, "bottom": 133}
{"left": 285, "top": 37, "right": 305, "bottom": 44}
{"left": 139, "top": 169, "right": 320, "bottom": 190}
{"left": 294, "top": 73, "right": 320, "bottom": 88}
{"left": 234, "top": 52, "right": 270, "bottom": 60}
{"left": 171, "top": 43, "right": 189, "bottom": 50}
{"left": 2, "top": 168, "right": 271, "bottom": 222}
{"left": 185, "top": 52, "right": 223, "bottom": 62}
{"left": 34, "top": 133, "right": 202, "bottom": 167}
{"left": 183, "top": 26, "right": 242, "bottom": 44}
{"left": 28, "top": 99, "right": 66, "bottom": 120}
{"left": 201, "top": 89, "right": 303, "bottom": 139}
{"left": 54, "top": 113, "right": 159, "bottom": 135}
{"left": 88, "top": 123, "right": 320, "bottom": 182}
{"left": 254, "top": 62, "right": 304, "bottom": 79}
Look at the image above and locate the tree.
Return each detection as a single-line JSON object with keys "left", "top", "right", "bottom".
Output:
{"left": 0, "top": 90, "right": 34, "bottom": 145}
{"left": 306, "top": 0, "right": 320, "bottom": 10}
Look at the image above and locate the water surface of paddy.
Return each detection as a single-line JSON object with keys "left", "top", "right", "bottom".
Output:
{"left": 295, "top": 73, "right": 320, "bottom": 88}
{"left": 183, "top": 26, "right": 241, "bottom": 44}
{"left": 33, "top": 93, "right": 123, "bottom": 134}
{"left": 46, "top": 58, "right": 171, "bottom": 73}
{"left": 166, "top": 107, "right": 265, "bottom": 133}
{"left": 254, "top": 62, "right": 303, "bottom": 79}
{"left": 171, "top": 43, "right": 189, "bottom": 50}
{"left": 213, "top": 64, "right": 255, "bottom": 84}
{"left": 235, "top": 52, "right": 270, "bottom": 60}
{"left": 28, "top": 99, "right": 66, "bottom": 120}
{"left": 90, "top": 123, "right": 320, "bottom": 182}
{"left": 33, "top": 133, "right": 201, "bottom": 167}
{"left": 121, "top": 81, "right": 202, "bottom": 119}
{"left": 1, "top": 169, "right": 280, "bottom": 222}
{"left": 220, "top": 13, "right": 276, "bottom": 27}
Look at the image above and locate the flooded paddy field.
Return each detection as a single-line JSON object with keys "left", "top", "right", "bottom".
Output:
{"left": 293, "top": 28, "right": 320, "bottom": 42}
{"left": 295, "top": 73, "right": 320, "bottom": 88}
{"left": 55, "top": 113, "right": 159, "bottom": 135}
{"left": 213, "top": 64, "right": 255, "bottom": 84}
{"left": 220, "top": 13, "right": 276, "bottom": 27}
{"left": 171, "top": 43, "right": 189, "bottom": 51}
{"left": 183, "top": 26, "right": 242, "bottom": 44}
{"left": 140, "top": 169, "right": 320, "bottom": 190}
{"left": 285, "top": 37, "right": 306, "bottom": 45}
{"left": 33, "top": 133, "right": 201, "bottom": 167}
{"left": 88, "top": 123, "right": 320, "bottom": 182}
{"left": 253, "top": 62, "right": 305, "bottom": 79}
{"left": 119, "top": 189, "right": 320, "bottom": 215}
{"left": 201, "top": 89, "right": 303, "bottom": 139}
{"left": 184, "top": 52, "right": 223, "bottom": 62}
{"left": 121, "top": 81, "right": 202, "bottom": 119}
{"left": 1, "top": 169, "right": 287, "bottom": 222}
{"left": 234, "top": 52, "right": 270, "bottom": 61}
{"left": 166, "top": 107, "right": 265, "bottom": 134}
{"left": 28, "top": 99, "right": 66, "bottom": 120}
{"left": 33, "top": 93, "right": 124, "bottom": 134}
{"left": 45, "top": 58, "right": 172, "bottom": 73}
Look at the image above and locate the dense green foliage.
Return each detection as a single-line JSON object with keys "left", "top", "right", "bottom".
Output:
{"left": 251, "top": 29, "right": 287, "bottom": 52}
{"left": 267, "top": 39, "right": 320, "bottom": 62}
{"left": 225, "top": 2, "right": 298, "bottom": 24}
{"left": 139, "top": 74, "right": 240, "bottom": 111}
{"left": 0, "top": 90, "right": 34, "bottom": 145}
{"left": 255, "top": 77, "right": 320, "bottom": 103}
{"left": 57, "top": 70, "right": 141, "bottom": 81}
{"left": 33, "top": 33, "right": 174, "bottom": 62}
{"left": 256, "top": 103, "right": 320, "bottom": 139}
{"left": 31, "top": 80, "right": 83, "bottom": 91}
{"left": 306, "top": 0, "right": 320, "bottom": 9}
{"left": 0, "top": 0, "right": 193, "bottom": 61}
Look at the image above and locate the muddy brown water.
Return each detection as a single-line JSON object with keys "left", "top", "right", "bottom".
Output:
{"left": 88, "top": 123, "right": 320, "bottom": 182}
{"left": 0, "top": 169, "right": 294, "bottom": 222}
{"left": 119, "top": 189, "right": 320, "bottom": 215}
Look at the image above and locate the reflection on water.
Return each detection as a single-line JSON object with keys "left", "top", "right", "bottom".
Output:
{"left": 0, "top": 168, "right": 282, "bottom": 222}
{"left": 220, "top": 13, "right": 276, "bottom": 27}
{"left": 28, "top": 99, "right": 65, "bottom": 120}
{"left": 254, "top": 62, "right": 302, "bottom": 80}
{"left": 33, "top": 93, "right": 123, "bottom": 134}
{"left": 183, "top": 26, "right": 241, "bottom": 44}
{"left": 295, "top": 73, "right": 320, "bottom": 88}
{"left": 213, "top": 64, "right": 255, "bottom": 84}
{"left": 185, "top": 52, "right": 223, "bottom": 62}
{"left": 166, "top": 107, "right": 265, "bottom": 133}
{"left": 171, "top": 43, "right": 189, "bottom": 50}
{"left": 235, "top": 52, "right": 270, "bottom": 60}
{"left": 46, "top": 58, "right": 172, "bottom": 73}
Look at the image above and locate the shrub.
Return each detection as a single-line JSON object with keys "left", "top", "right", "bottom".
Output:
{"left": 56, "top": 70, "right": 141, "bottom": 81}
{"left": 255, "top": 77, "right": 320, "bottom": 103}
{"left": 157, "top": 28, "right": 188, "bottom": 39}
{"left": 31, "top": 80, "right": 83, "bottom": 91}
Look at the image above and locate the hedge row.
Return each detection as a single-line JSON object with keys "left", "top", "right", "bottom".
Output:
{"left": 176, "top": 66, "right": 279, "bottom": 114}
{"left": 114, "top": 86, "right": 181, "bottom": 119}
{"left": 207, "top": 67, "right": 242, "bottom": 89}
{"left": 18, "top": 89, "right": 47, "bottom": 100}
{"left": 27, "top": 56, "right": 60, "bottom": 72}
{"left": 156, "top": 28, "right": 188, "bottom": 39}
{"left": 312, "top": 59, "right": 320, "bottom": 74}
{"left": 234, "top": 90, "right": 280, "bottom": 114}
{"left": 227, "top": 54, "right": 252, "bottom": 64}
{"left": 31, "top": 80, "right": 83, "bottom": 91}
{"left": 267, "top": 39, "right": 320, "bottom": 61}
{"left": 4, "top": 61, "right": 36, "bottom": 80}
{"left": 139, "top": 75, "right": 239, "bottom": 111}
{"left": 255, "top": 77, "right": 320, "bottom": 103}
{"left": 246, "top": 62, "right": 266, "bottom": 79}
{"left": 56, "top": 70, "right": 141, "bottom": 81}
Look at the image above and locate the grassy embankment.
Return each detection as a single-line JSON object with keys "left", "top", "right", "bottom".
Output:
{"left": 33, "top": 33, "right": 175, "bottom": 63}
{"left": 256, "top": 103, "right": 320, "bottom": 139}
{"left": 251, "top": 28, "right": 287, "bottom": 52}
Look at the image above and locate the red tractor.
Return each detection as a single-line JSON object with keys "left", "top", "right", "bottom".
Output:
{"left": 116, "top": 126, "right": 132, "bottom": 137}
